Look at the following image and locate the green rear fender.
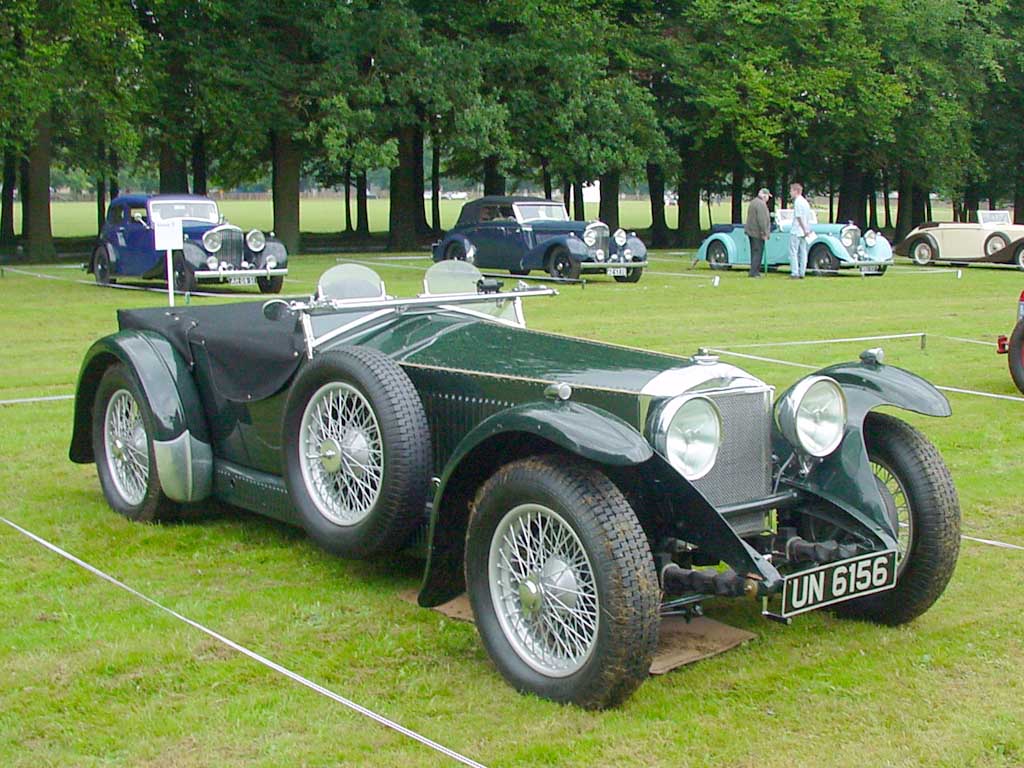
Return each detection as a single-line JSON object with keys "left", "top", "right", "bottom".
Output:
{"left": 69, "top": 330, "right": 213, "bottom": 503}
{"left": 778, "top": 360, "right": 951, "bottom": 547}
{"left": 417, "top": 400, "right": 653, "bottom": 607}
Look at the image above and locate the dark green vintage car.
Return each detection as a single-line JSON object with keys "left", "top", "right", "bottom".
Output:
{"left": 69, "top": 261, "right": 960, "bottom": 708}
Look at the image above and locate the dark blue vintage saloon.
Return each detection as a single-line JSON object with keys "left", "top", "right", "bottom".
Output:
{"left": 91, "top": 194, "right": 288, "bottom": 294}
{"left": 432, "top": 196, "right": 647, "bottom": 282}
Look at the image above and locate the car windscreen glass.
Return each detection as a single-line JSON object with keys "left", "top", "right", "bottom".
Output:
{"left": 978, "top": 210, "right": 1011, "bottom": 226}
{"left": 106, "top": 205, "right": 123, "bottom": 225}
{"left": 128, "top": 206, "right": 148, "bottom": 224}
{"left": 317, "top": 264, "right": 386, "bottom": 301}
{"left": 515, "top": 204, "right": 569, "bottom": 223}
{"left": 423, "top": 261, "right": 517, "bottom": 323}
{"left": 149, "top": 200, "right": 220, "bottom": 224}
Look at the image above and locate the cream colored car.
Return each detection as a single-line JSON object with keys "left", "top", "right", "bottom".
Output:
{"left": 895, "top": 211, "right": 1024, "bottom": 269}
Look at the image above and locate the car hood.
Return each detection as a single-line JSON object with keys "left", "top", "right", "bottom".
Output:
{"left": 357, "top": 314, "right": 758, "bottom": 395}
{"left": 527, "top": 220, "right": 597, "bottom": 236}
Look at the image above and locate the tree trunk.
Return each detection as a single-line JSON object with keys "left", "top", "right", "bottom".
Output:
{"left": 895, "top": 168, "right": 913, "bottom": 240}
{"left": 95, "top": 174, "right": 106, "bottom": 236}
{"left": 483, "top": 156, "right": 505, "bottom": 196}
{"left": 413, "top": 122, "right": 430, "bottom": 235}
{"left": 598, "top": 171, "right": 620, "bottom": 232}
{"left": 343, "top": 162, "right": 352, "bottom": 233}
{"left": 882, "top": 170, "right": 892, "bottom": 230}
{"left": 191, "top": 133, "right": 207, "bottom": 196}
{"left": 925, "top": 193, "right": 933, "bottom": 222}
{"left": 19, "top": 156, "right": 29, "bottom": 236}
{"left": 676, "top": 149, "right": 702, "bottom": 246}
{"left": 431, "top": 140, "right": 441, "bottom": 233}
{"left": 356, "top": 170, "right": 369, "bottom": 236}
{"left": 865, "top": 171, "right": 879, "bottom": 230}
{"left": 836, "top": 156, "right": 865, "bottom": 227}
{"left": 572, "top": 178, "right": 585, "bottom": 221}
{"left": 561, "top": 178, "right": 571, "bottom": 215}
{"left": 159, "top": 141, "right": 189, "bottom": 193}
{"left": 1014, "top": 169, "right": 1024, "bottom": 224}
{"left": 911, "top": 184, "right": 927, "bottom": 227}
{"left": 108, "top": 149, "right": 119, "bottom": 200}
{"left": 646, "top": 162, "right": 669, "bottom": 247}
{"left": 388, "top": 124, "right": 420, "bottom": 250}
{"left": 271, "top": 129, "right": 301, "bottom": 255}
{"left": 828, "top": 172, "right": 835, "bottom": 223}
{"left": 541, "top": 160, "right": 552, "bottom": 200}
{"left": 730, "top": 160, "right": 744, "bottom": 223}
{"left": 963, "top": 188, "right": 979, "bottom": 222}
{"left": 0, "top": 150, "right": 16, "bottom": 244}
{"left": 24, "top": 111, "right": 55, "bottom": 262}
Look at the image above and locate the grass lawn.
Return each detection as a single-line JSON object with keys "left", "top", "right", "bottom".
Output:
{"left": 1, "top": 254, "right": 1022, "bottom": 767}
{"left": 14, "top": 199, "right": 956, "bottom": 239}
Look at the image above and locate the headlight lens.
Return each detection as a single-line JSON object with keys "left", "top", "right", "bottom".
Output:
{"left": 777, "top": 376, "right": 847, "bottom": 457}
{"left": 206, "top": 256, "right": 218, "bottom": 270}
{"left": 864, "top": 230, "right": 877, "bottom": 247}
{"left": 583, "top": 228, "right": 597, "bottom": 247}
{"left": 246, "top": 229, "right": 266, "bottom": 252}
{"left": 613, "top": 228, "right": 627, "bottom": 247}
{"left": 202, "top": 230, "right": 223, "bottom": 253}
{"left": 841, "top": 229, "right": 856, "bottom": 248}
{"left": 653, "top": 395, "right": 722, "bottom": 480}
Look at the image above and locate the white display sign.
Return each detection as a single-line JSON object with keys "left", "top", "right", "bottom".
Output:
{"left": 154, "top": 218, "right": 184, "bottom": 251}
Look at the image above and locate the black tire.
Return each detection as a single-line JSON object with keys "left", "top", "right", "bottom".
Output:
{"left": 807, "top": 245, "right": 838, "bottom": 276}
{"left": 862, "top": 264, "right": 888, "bottom": 276}
{"left": 93, "top": 246, "right": 115, "bottom": 286}
{"left": 445, "top": 241, "right": 467, "bottom": 261}
{"left": 509, "top": 267, "right": 529, "bottom": 276}
{"left": 172, "top": 254, "right": 196, "bottom": 293}
{"left": 706, "top": 240, "right": 730, "bottom": 270}
{"left": 91, "top": 364, "right": 177, "bottom": 522}
{"left": 547, "top": 246, "right": 581, "bottom": 280}
{"left": 1009, "top": 321, "right": 1024, "bottom": 394}
{"left": 282, "top": 347, "right": 431, "bottom": 559}
{"left": 911, "top": 238, "right": 936, "bottom": 266}
{"left": 834, "top": 412, "right": 960, "bottom": 625}
{"left": 613, "top": 267, "right": 642, "bottom": 283}
{"left": 465, "top": 455, "right": 659, "bottom": 709}
{"left": 984, "top": 232, "right": 1009, "bottom": 258}
{"left": 1013, "top": 244, "right": 1024, "bottom": 271}
{"left": 257, "top": 275, "right": 284, "bottom": 294}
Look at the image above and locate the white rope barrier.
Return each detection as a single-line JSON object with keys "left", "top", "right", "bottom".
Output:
{"left": 0, "top": 394, "right": 74, "bottom": 406}
{"left": 0, "top": 516, "right": 488, "bottom": 768}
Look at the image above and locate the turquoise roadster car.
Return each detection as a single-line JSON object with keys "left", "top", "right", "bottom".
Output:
{"left": 697, "top": 209, "right": 893, "bottom": 276}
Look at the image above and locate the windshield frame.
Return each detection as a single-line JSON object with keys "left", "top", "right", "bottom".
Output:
{"left": 148, "top": 198, "right": 221, "bottom": 225}
{"left": 513, "top": 202, "right": 570, "bottom": 225}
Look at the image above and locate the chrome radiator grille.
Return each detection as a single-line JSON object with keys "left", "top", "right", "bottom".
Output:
{"left": 587, "top": 224, "right": 609, "bottom": 259}
{"left": 219, "top": 229, "right": 245, "bottom": 266}
{"left": 692, "top": 388, "right": 773, "bottom": 508}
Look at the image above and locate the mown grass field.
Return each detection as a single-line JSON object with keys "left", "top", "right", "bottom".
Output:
{"left": 1, "top": 253, "right": 1022, "bottom": 767}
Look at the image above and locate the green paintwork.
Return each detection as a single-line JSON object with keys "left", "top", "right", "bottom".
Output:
{"left": 69, "top": 330, "right": 210, "bottom": 463}
{"left": 774, "top": 360, "right": 951, "bottom": 545}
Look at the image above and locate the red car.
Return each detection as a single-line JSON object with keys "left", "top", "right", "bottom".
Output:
{"left": 996, "top": 289, "right": 1024, "bottom": 393}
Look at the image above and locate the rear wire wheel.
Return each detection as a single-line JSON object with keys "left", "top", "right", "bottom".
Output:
{"left": 1008, "top": 321, "right": 1024, "bottom": 394}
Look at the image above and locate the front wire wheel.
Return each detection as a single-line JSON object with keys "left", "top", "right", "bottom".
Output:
{"left": 466, "top": 455, "right": 659, "bottom": 709}
{"left": 1008, "top": 321, "right": 1024, "bottom": 394}
{"left": 833, "top": 412, "right": 960, "bottom": 625}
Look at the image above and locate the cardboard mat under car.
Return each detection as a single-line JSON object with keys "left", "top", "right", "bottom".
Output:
{"left": 399, "top": 591, "right": 755, "bottom": 675}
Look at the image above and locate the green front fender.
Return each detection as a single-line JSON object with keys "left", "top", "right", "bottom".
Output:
{"left": 69, "top": 330, "right": 212, "bottom": 503}
{"left": 777, "top": 360, "right": 951, "bottom": 547}
{"left": 417, "top": 400, "right": 653, "bottom": 607}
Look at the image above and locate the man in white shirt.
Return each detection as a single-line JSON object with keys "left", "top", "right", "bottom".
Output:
{"left": 788, "top": 182, "right": 813, "bottom": 279}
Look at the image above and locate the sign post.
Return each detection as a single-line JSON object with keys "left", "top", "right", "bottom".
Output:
{"left": 154, "top": 219, "right": 185, "bottom": 307}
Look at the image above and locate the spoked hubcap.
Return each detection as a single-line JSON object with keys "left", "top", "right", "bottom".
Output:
{"left": 986, "top": 238, "right": 1004, "bottom": 256}
{"left": 913, "top": 243, "right": 932, "bottom": 264}
{"left": 104, "top": 389, "right": 149, "bottom": 506}
{"left": 299, "top": 382, "right": 384, "bottom": 526}
{"left": 872, "top": 459, "right": 914, "bottom": 575}
{"left": 489, "top": 504, "right": 598, "bottom": 677}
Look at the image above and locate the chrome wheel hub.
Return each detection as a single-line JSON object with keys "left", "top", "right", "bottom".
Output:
{"left": 872, "top": 459, "right": 914, "bottom": 575}
{"left": 488, "top": 503, "right": 598, "bottom": 677}
{"left": 299, "top": 382, "right": 384, "bottom": 526}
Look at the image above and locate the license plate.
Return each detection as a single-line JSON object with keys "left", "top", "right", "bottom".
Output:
{"left": 229, "top": 276, "right": 256, "bottom": 286}
{"left": 780, "top": 550, "right": 897, "bottom": 618}
{"left": 607, "top": 267, "right": 627, "bottom": 277}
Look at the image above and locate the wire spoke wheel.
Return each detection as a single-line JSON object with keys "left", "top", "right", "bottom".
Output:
{"left": 299, "top": 382, "right": 384, "bottom": 526}
{"left": 488, "top": 503, "right": 599, "bottom": 677}
{"left": 871, "top": 458, "right": 914, "bottom": 575}
{"left": 103, "top": 389, "right": 150, "bottom": 507}
{"left": 912, "top": 241, "right": 933, "bottom": 265}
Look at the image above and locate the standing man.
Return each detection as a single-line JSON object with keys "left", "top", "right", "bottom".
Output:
{"left": 744, "top": 188, "right": 772, "bottom": 277}
{"left": 789, "top": 182, "right": 813, "bottom": 279}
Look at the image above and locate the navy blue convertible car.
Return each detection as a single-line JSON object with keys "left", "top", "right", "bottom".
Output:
{"left": 432, "top": 196, "right": 647, "bottom": 282}
{"left": 90, "top": 194, "right": 288, "bottom": 294}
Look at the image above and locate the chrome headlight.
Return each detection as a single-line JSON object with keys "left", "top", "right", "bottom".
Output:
{"left": 613, "top": 228, "right": 627, "bottom": 247}
{"left": 202, "top": 230, "right": 223, "bottom": 253}
{"left": 777, "top": 376, "right": 847, "bottom": 457}
{"left": 864, "top": 230, "right": 877, "bottom": 247}
{"left": 206, "top": 256, "right": 219, "bottom": 270}
{"left": 653, "top": 395, "right": 722, "bottom": 480}
{"left": 246, "top": 229, "right": 267, "bottom": 252}
{"left": 265, "top": 255, "right": 277, "bottom": 270}
{"left": 583, "top": 228, "right": 597, "bottom": 247}
{"left": 840, "top": 228, "right": 856, "bottom": 248}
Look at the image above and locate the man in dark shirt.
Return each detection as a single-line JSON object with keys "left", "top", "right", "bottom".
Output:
{"left": 744, "top": 188, "right": 772, "bottom": 278}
